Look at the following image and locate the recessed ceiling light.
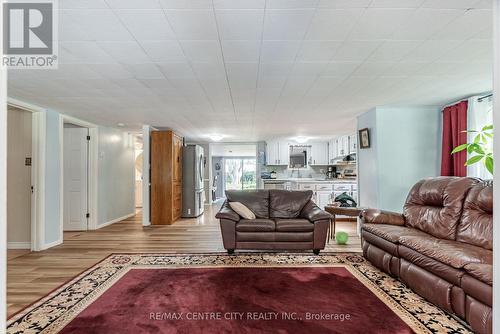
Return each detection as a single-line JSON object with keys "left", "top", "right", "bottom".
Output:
{"left": 117, "top": 123, "right": 125, "bottom": 127}
{"left": 295, "top": 136, "right": 309, "bottom": 144}
{"left": 208, "top": 134, "right": 224, "bottom": 141}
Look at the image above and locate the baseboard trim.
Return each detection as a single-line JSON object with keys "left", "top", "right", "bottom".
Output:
{"left": 97, "top": 212, "right": 135, "bottom": 229}
{"left": 7, "top": 242, "right": 31, "bottom": 250}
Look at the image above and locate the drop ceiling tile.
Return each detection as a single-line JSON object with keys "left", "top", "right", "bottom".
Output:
{"left": 105, "top": 0, "right": 162, "bottom": 9}
{"left": 392, "top": 9, "right": 463, "bottom": 40}
{"left": 349, "top": 8, "right": 416, "bottom": 39}
{"left": 403, "top": 40, "right": 463, "bottom": 62}
{"left": 60, "top": 9, "right": 133, "bottom": 41}
{"left": 140, "top": 41, "right": 185, "bottom": 62}
{"left": 88, "top": 64, "right": 135, "bottom": 79}
{"left": 191, "top": 62, "right": 226, "bottom": 77}
{"left": 437, "top": 39, "right": 492, "bottom": 62}
{"left": 263, "top": 9, "right": 315, "bottom": 40}
{"left": 370, "top": 0, "right": 424, "bottom": 7}
{"left": 222, "top": 40, "right": 261, "bottom": 62}
{"left": 122, "top": 64, "right": 166, "bottom": 79}
{"left": 215, "top": 10, "right": 264, "bottom": 40}
{"left": 165, "top": 10, "right": 218, "bottom": 39}
{"left": 296, "top": 41, "right": 343, "bottom": 61}
{"left": 431, "top": 9, "right": 492, "bottom": 40}
{"left": 261, "top": 40, "right": 301, "bottom": 62}
{"left": 213, "top": 0, "right": 266, "bottom": 9}
{"left": 159, "top": 0, "right": 213, "bottom": 9}
{"left": 352, "top": 62, "right": 394, "bottom": 76}
{"left": 323, "top": 61, "right": 361, "bottom": 76}
{"left": 116, "top": 10, "right": 176, "bottom": 40}
{"left": 158, "top": 62, "right": 196, "bottom": 77}
{"left": 60, "top": 0, "right": 108, "bottom": 9}
{"left": 306, "top": 9, "right": 364, "bottom": 40}
{"left": 267, "top": 0, "right": 319, "bottom": 9}
{"left": 318, "top": 0, "right": 371, "bottom": 8}
{"left": 333, "top": 41, "right": 383, "bottom": 62}
{"left": 421, "top": 0, "right": 482, "bottom": 9}
{"left": 259, "top": 62, "right": 294, "bottom": 76}
{"left": 367, "top": 40, "right": 421, "bottom": 61}
{"left": 98, "top": 41, "right": 152, "bottom": 63}
{"left": 60, "top": 41, "right": 117, "bottom": 64}
{"left": 290, "top": 62, "right": 329, "bottom": 75}
{"left": 180, "top": 40, "right": 223, "bottom": 62}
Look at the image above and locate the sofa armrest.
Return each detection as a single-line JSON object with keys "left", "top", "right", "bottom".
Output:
{"left": 300, "top": 200, "right": 332, "bottom": 222}
{"left": 215, "top": 201, "right": 240, "bottom": 222}
{"left": 359, "top": 209, "right": 405, "bottom": 226}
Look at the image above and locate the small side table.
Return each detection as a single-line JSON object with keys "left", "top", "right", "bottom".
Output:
{"left": 324, "top": 206, "right": 363, "bottom": 242}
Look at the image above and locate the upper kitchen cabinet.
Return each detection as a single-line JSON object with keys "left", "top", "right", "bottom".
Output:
{"left": 348, "top": 134, "right": 357, "bottom": 154}
{"left": 328, "top": 138, "right": 338, "bottom": 164}
{"left": 336, "top": 136, "right": 349, "bottom": 157}
{"left": 309, "top": 142, "right": 329, "bottom": 166}
{"left": 266, "top": 140, "right": 289, "bottom": 165}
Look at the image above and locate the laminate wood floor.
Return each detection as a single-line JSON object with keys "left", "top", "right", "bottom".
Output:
{"left": 7, "top": 204, "right": 361, "bottom": 317}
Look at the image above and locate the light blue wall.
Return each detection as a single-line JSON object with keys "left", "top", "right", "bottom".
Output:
{"left": 357, "top": 106, "right": 442, "bottom": 212}
{"left": 97, "top": 127, "right": 135, "bottom": 226}
{"left": 44, "top": 110, "right": 61, "bottom": 244}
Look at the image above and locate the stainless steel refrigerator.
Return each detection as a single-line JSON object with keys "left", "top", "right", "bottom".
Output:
{"left": 182, "top": 145, "right": 205, "bottom": 217}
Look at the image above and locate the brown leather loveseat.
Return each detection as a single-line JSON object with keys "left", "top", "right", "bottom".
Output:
{"left": 216, "top": 189, "right": 331, "bottom": 254}
{"left": 360, "top": 177, "right": 492, "bottom": 334}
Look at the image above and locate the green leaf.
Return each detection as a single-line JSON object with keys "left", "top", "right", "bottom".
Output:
{"left": 485, "top": 156, "right": 494, "bottom": 175}
{"left": 473, "top": 134, "right": 481, "bottom": 144}
{"left": 484, "top": 132, "right": 493, "bottom": 138}
{"left": 465, "top": 155, "right": 484, "bottom": 166}
{"left": 472, "top": 144, "right": 485, "bottom": 155}
{"left": 451, "top": 143, "right": 468, "bottom": 154}
{"left": 482, "top": 124, "right": 494, "bottom": 131}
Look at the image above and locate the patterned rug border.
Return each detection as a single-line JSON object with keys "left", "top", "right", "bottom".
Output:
{"left": 7, "top": 253, "right": 472, "bottom": 334}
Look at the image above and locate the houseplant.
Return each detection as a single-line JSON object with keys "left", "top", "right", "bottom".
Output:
{"left": 452, "top": 124, "right": 494, "bottom": 175}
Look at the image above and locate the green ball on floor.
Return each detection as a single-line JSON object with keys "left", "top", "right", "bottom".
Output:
{"left": 335, "top": 231, "right": 349, "bottom": 245}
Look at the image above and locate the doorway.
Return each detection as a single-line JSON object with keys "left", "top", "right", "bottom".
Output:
{"left": 63, "top": 123, "right": 89, "bottom": 231}
{"left": 224, "top": 158, "right": 257, "bottom": 191}
{"left": 134, "top": 135, "right": 143, "bottom": 210}
{"left": 7, "top": 106, "right": 32, "bottom": 251}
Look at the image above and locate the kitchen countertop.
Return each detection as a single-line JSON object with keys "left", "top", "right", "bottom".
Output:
{"left": 262, "top": 178, "right": 356, "bottom": 183}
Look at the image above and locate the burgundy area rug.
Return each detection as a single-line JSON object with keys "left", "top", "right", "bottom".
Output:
{"left": 7, "top": 253, "right": 471, "bottom": 334}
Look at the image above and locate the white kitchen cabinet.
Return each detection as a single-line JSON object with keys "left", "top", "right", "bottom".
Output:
{"left": 348, "top": 134, "right": 357, "bottom": 154}
{"left": 315, "top": 191, "right": 332, "bottom": 209}
{"left": 266, "top": 140, "right": 288, "bottom": 165}
{"left": 328, "top": 139, "right": 338, "bottom": 164}
{"left": 309, "top": 142, "right": 329, "bottom": 165}
{"left": 336, "top": 136, "right": 349, "bottom": 157}
{"left": 278, "top": 141, "right": 290, "bottom": 166}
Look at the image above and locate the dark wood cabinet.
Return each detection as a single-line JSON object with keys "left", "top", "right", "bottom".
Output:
{"left": 151, "top": 130, "right": 183, "bottom": 225}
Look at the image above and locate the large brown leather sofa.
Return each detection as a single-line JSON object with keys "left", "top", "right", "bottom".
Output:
{"left": 215, "top": 189, "right": 331, "bottom": 254}
{"left": 360, "top": 177, "right": 492, "bottom": 334}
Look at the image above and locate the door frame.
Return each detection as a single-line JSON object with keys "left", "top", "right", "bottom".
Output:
{"left": 222, "top": 156, "right": 257, "bottom": 192}
{"left": 59, "top": 115, "right": 98, "bottom": 234}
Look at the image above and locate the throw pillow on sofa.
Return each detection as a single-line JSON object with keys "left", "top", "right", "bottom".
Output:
{"left": 229, "top": 202, "right": 256, "bottom": 220}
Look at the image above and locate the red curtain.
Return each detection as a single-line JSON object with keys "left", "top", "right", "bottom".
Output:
{"left": 440, "top": 101, "right": 468, "bottom": 177}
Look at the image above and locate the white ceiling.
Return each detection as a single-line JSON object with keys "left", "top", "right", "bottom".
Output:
{"left": 211, "top": 143, "right": 257, "bottom": 157}
{"left": 8, "top": 0, "right": 493, "bottom": 141}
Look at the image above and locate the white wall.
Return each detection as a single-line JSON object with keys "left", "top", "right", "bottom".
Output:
{"left": 97, "top": 127, "right": 135, "bottom": 226}
{"left": 0, "top": 10, "right": 8, "bottom": 326}
{"left": 357, "top": 106, "right": 441, "bottom": 212}
{"left": 492, "top": 0, "right": 499, "bottom": 331}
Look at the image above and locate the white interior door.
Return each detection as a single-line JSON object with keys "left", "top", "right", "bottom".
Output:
{"left": 63, "top": 127, "right": 89, "bottom": 231}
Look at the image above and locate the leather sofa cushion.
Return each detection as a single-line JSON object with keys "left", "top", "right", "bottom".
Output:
{"left": 236, "top": 219, "right": 275, "bottom": 232}
{"left": 275, "top": 219, "right": 314, "bottom": 232}
{"left": 463, "top": 263, "right": 493, "bottom": 285}
{"left": 403, "top": 177, "right": 479, "bottom": 240}
{"left": 362, "top": 224, "right": 429, "bottom": 243}
{"left": 399, "top": 235, "right": 492, "bottom": 269}
{"left": 456, "top": 182, "right": 493, "bottom": 250}
{"left": 226, "top": 190, "right": 269, "bottom": 219}
{"left": 269, "top": 190, "right": 312, "bottom": 219}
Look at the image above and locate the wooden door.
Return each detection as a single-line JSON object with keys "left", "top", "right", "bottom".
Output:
{"left": 151, "top": 131, "right": 173, "bottom": 225}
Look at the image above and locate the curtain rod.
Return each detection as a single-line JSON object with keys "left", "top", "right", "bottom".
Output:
{"left": 478, "top": 93, "right": 493, "bottom": 102}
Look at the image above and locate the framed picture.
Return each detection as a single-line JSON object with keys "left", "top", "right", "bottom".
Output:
{"left": 358, "top": 128, "right": 370, "bottom": 149}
